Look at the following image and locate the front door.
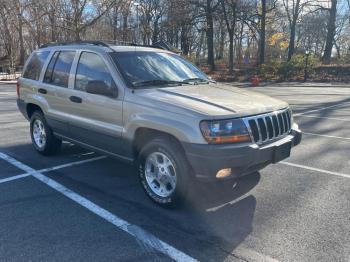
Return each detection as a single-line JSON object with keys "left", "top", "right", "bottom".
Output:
{"left": 67, "top": 51, "right": 126, "bottom": 158}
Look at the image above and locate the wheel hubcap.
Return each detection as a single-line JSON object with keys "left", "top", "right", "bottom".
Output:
{"left": 33, "top": 119, "right": 46, "bottom": 149}
{"left": 144, "top": 152, "right": 177, "bottom": 198}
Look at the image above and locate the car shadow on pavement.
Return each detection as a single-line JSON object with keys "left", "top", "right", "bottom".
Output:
{"left": 294, "top": 96, "right": 350, "bottom": 115}
{"left": 177, "top": 173, "right": 260, "bottom": 259}
{"left": 0, "top": 142, "right": 99, "bottom": 168}
{"left": 0, "top": 142, "right": 260, "bottom": 261}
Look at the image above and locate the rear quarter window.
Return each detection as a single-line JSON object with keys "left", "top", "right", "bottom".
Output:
{"left": 23, "top": 51, "right": 50, "bottom": 80}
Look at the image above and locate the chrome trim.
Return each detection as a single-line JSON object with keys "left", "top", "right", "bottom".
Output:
{"left": 243, "top": 108, "right": 292, "bottom": 145}
{"left": 244, "top": 119, "right": 255, "bottom": 143}
{"left": 286, "top": 110, "right": 291, "bottom": 130}
{"left": 269, "top": 115, "right": 276, "bottom": 137}
{"left": 255, "top": 119, "right": 262, "bottom": 143}
{"left": 279, "top": 113, "right": 285, "bottom": 134}
{"left": 262, "top": 117, "right": 269, "bottom": 140}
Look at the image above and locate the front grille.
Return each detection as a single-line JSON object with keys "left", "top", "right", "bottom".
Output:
{"left": 243, "top": 108, "right": 292, "bottom": 144}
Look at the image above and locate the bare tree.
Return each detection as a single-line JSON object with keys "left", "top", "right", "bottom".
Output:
{"left": 220, "top": 0, "right": 237, "bottom": 71}
{"left": 0, "top": 0, "right": 349, "bottom": 72}
{"left": 193, "top": 0, "right": 220, "bottom": 71}
{"left": 322, "top": 0, "right": 338, "bottom": 64}
{"left": 283, "top": 0, "right": 311, "bottom": 61}
{"left": 257, "top": 0, "right": 277, "bottom": 65}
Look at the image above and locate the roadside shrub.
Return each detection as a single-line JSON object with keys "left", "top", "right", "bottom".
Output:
{"left": 258, "top": 59, "right": 282, "bottom": 80}
{"left": 259, "top": 55, "right": 316, "bottom": 81}
{"left": 278, "top": 55, "right": 316, "bottom": 80}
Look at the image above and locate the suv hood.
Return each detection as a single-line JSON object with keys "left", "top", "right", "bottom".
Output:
{"left": 137, "top": 83, "right": 289, "bottom": 118}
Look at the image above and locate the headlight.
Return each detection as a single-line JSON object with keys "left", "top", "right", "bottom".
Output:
{"left": 200, "top": 119, "right": 251, "bottom": 144}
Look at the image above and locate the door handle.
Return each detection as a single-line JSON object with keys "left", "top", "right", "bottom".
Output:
{"left": 38, "top": 88, "right": 47, "bottom": 94}
{"left": 69, "top": 96, "right": 82, "bottom": 103}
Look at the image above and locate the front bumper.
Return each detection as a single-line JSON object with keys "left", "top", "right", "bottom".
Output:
{"left": 183, "top": 127, "right": 302, "bottom": 181}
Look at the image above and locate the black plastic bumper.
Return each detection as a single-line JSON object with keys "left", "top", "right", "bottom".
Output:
{"left": 17, "top": 98, "right": 28, "bottom": 120}
{"left": 183, "top": 128, "right": 302, "bottom": 181}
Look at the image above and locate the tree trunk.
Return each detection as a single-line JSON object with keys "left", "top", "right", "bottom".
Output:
{"left": 152, "top": 17, "right": 160, "bottom": 43}
{"left": 181, "top": 26, "right": 189, "bottom": 55}
{"left": 218, "top": 25, "right": 225, "bottom": 60}
{"left": 206, "top": 0, "right": 215, "bottom": 71}
{"left": 259, "top": 0, "right": 266, "bottom": 65}
{"left": 196, "top": 29, "right": 205, "bottom": 63}
{"left": 285, "top": 0, "right": 301, "bottom": 61}
{"left": 322, "top": 0, "right": 337, "bottom": 64}
{"left": 220, "top": 0, "right": 236, "bottom": 71}
{"left": 75, "top": 29, "right": 80, "bottom": 41}
{"left": 122, "top": 13, "right": 128, "bottom": 42}
{"left": 287, "top": 22, "right": 297, "bottom": 61}
{"left": 113, "top": 6, "right": 118, "bottom": 41}
{"left": 18, "top": 15, "right": 25, "bottom": 65}
{"left": 334, "top": 42, "right": 341, "bottom": 59}
{"left": 228, "top": 31, "right": 234, "bottom": 72}
{"left": 237, "top": 22, "right": 244, "bottom": 64}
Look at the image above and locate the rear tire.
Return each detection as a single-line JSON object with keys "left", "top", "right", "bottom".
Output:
{"left": 30, "top": 111, "right": 62, "bottom": 156}
{"left": 137, "top": 137, "right": 191, "bottom": 208}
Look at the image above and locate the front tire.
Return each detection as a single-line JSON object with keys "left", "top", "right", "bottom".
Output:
{"left": 30, "top": 111, "right": 62, "bottom": 155}
{"left": 137, "top": 137, "right": 191, "bottom": 208}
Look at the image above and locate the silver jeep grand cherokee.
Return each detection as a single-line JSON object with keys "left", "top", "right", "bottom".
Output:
{"left": 17, "top": 41, "right": 302, "bottom": 207}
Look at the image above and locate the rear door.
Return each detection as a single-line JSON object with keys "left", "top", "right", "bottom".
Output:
{"left": 40, "top": 50, "right": 76, "bottom": 136}
{"left": 67, "top": 51, "right": 126, "bottom": 158}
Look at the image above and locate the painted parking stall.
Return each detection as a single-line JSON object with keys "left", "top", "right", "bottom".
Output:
{"left": 0, "top": 152, "right": 197, "bottom": 262}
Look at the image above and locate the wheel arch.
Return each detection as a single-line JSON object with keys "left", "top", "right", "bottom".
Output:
{"left": 132, "top": 127, "right": 186, "bottom": 160}
{"left": 27, "top": 103, "right": 43, "bottom": 119}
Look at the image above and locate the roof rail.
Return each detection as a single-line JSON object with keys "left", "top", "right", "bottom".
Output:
{"left": 152, "top": 41, "right": 182, "bottom": 53}
{"left": 40, "top": 41, "right": 110, "bottom": 49}
{"left": 39, "top": 40, "right": 182, "bottom": 53}
{"left": 128, "top": 41, "right": 182, "bottom": 53}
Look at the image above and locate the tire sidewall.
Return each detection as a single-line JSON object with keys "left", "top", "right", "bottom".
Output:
{"left": 138, "top": 140, "right": 187, "bottom": 206}
{"left": 30, "top": 112, "right": 47, "bottom": 152}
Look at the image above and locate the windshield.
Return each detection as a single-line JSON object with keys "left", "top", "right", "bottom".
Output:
{"left": 110, "top": 51, "right": 210, "bottom": 88}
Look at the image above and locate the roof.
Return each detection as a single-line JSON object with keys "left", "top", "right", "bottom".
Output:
{"left": 38, "top": 41, "right": 179, "bottom": 54}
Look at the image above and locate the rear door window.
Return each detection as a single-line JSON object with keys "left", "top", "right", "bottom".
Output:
{"left": 44, "top": 51, "right": 75, "bottom": 88}
{"left": 23, "top": 51, "right": 50, "bottom": 80}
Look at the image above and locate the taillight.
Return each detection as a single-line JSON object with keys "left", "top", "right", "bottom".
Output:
{"left": 16, "top": 81, "right": 20, "bottom": 97}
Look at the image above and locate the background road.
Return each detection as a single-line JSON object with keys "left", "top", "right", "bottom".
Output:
{"left": 1, "top": 82, "right": 350, "bottom": 262}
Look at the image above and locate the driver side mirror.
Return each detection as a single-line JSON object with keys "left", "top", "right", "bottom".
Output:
{"left": 86, "top": 80, "right": 118, "bottom": 98}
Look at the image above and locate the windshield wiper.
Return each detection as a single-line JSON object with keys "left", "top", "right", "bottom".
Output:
{"left": 132, "top": 79, "right": 185, "bottom": 87}
{"left": 181, "top": 77, "right": 215, "bottom": 84}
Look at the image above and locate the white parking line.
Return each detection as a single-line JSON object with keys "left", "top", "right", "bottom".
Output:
{"left": 35, "top": 155, "right": 107, "bottom": 174}
{"left": 303, "top": 132, "right": 350, "bottom": 141}
{"left": 294, "top": 101, "right": 350, "bottom": 116}
{"left": 0, "top": 173, "right": 32, "bottom": 184}
{"left": 0, "top": 152, "right": 197, "bottom": 262}
{"left": 0, "top": 155, "right": 106, "bottom": 185}
{"left": 280, "top": 161, "right": 350, "bottom": 179}
{"left": 297, "top": 115, "right": 350, "bottom": 122}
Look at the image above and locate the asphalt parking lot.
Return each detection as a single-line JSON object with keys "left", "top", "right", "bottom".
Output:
{"left": 1, "top": 82, "right": 350, "bottom": 262}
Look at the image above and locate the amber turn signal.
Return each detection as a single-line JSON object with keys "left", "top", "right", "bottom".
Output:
{"left": 216, "top": 168, "right": 232, "bottom": 178}
{"left": 205, "top": 134, "right": 251, "bottom": 144}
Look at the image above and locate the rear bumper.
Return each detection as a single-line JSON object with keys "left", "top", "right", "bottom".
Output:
{"left": 17, "top": 98, "right": 28, "bottom": 120}
{"left": 183, "top": 127, "right": 302, "bottom": 182}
